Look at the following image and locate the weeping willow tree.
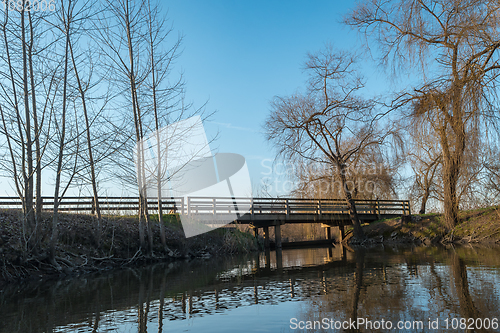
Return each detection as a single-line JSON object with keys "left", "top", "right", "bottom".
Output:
{"left": 346, "top": 0, "right": 500, "bottom": 228}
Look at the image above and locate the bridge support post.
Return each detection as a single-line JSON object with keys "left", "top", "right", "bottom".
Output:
{"left": 338, "top": 225, "right": 345, "bottom": 243}
{"left": 325, "top": 227, "right": 331, "bottom": 240}
{"left": 276, "top": 248, "right": 283, "bottom": 270}
{"left": 275, "top": 223, "right": 282, "bottom": 248}
{"left": 263, "top": 226, "right": 270, "bottom": 249}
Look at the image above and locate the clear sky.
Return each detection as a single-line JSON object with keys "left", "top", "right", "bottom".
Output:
{"left": 165, "top": 0, "right": 389, "bottom": 197}
{"left": 0, "top": 1, "right": 399, "bottom": 198}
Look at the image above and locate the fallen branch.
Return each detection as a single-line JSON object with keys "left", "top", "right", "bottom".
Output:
{"left": 91, "top": 255, "right": 114, "bottom": 261}
{"left": 124, "top": 249, "right": 142, "bottom": 265}
{"left": 55, "top": 256, "right": 75, "bottom": 268}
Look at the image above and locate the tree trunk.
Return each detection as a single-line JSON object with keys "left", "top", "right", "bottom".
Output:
{"left": 441, "top": 139, "right": 463, "bottom": 229}
{"left": 21, "top": 8, "right": 35, "bottom": 250}
{"left": 338, "top": 162, "right": 365, "bottom": 240}
{"left": 145, "top": 198, "right": 154, "bottom": 253}
{"left": 137, "top": 103, "right": 153, "bottom": 253}
{"left": 68, "top": 39, "right": 102, "bottom": 243}
{"left": 50, "top": 0, "right": 71, "bottom": 265}
{"left": 348, "top": 250, "right": 364, "bottom": 326}
{"left": 28, "top": 12, "right": 42, "bottom": 247}
{"left": 124, "top": 5, "right": 145, "bottom": 249}
{"left": 138, "top": 196, "right": 145, "bottom": 250}
{"left": 442, "top": 163, "right": 460, "bottom": 229}
{"left": 451, "top": 253, "right": 481, "bottom": 323}
{"left": 419, "top": 189, "right": 429, "bottom": 214}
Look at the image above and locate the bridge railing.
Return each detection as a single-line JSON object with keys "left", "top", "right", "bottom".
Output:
{"left": 0, "top": 196, "right": 181, "bottom": 215}
{"left": 184, "top": 197, "right": 411, "bottom": 217}
{"left": 0, "top": 196, "right": 411, "bottom": 216}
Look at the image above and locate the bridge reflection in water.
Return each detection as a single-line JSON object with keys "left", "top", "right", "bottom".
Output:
{"left": 0, "top": 246, "right": 356, "bottom": 332}
{"left": 170, "top": 246, "right": 355, "bottom": 316}
{"left": 2, "top": 246, "right": 500, "bottom": 333}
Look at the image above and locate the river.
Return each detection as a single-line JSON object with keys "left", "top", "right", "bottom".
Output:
{"left": 1, "top": 245, "right": 500, "bottom": 332}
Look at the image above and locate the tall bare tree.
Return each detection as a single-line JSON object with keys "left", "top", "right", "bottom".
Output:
{"left": 65, "top": 0, "right": 116, "bottom": 241}
{"left": 145, "top": 0, "right": 183, "bottom": 253}
{"left": 0, "top": 4, "right": 58, "bottom": 254}
{"left": 94, "top": 0, "right": 151, "bottom": 249}
{"left": 265, "top": 48, "right": 393, "bottom": 241}
{"left": 50, "top": 0, "right": 75, "bottom": 264}
{"left": 346, "top": 0, "right": 500, "bottom": 228}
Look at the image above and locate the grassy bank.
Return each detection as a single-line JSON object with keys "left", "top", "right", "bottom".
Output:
{"left": 0, "top": 210, "right": 259, "bottom": 285}
{"left": 347, "top": 205, "right": 500, "bottom": 245}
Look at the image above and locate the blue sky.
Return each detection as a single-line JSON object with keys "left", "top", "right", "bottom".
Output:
{"left": 0, "top": 1, "right": 401, "bottom": 198}
{"left": 165, "top": 0, "right": 390, "bottom": 196}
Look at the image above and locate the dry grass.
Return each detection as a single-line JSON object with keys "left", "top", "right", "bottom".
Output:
{"left": 453, "top": 206, "right": 500, "bottom": 243}
{"left": 351, "top": 206, "right": 500, "bottom": 245}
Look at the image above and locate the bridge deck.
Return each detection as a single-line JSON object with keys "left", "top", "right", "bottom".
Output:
{"left": 0, "top": 196, "right": 410, "bottom": 247}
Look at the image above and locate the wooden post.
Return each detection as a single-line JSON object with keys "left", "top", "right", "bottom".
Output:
{"left": 265, "top": 248, "right": 271, "bottom": 269}
{"left": 251, "top": 198, "right": 254, "bottom": 218}
{"left": 338, "top": 225, "right": 345, "bottom": 243}
{"left": 212, "top": 198, "right": 216, "bottom": 215}
{"left": 215, "top": 288, "right": 219, "bottom": 310}
{"left": 187, "top": 197, "right": 191, "bottom": 216}
{"left": 325, "top": 226, "right": 331, "bottom": 240}
{"left": 318, "top": 200, "right": 322, "bottom": 218}
{"left": 285, "top": 199, "right": 290, "bottom": 220}
{"left": 276, "top": 247, "right": 283, "bottom": 270}
{"left": 179, "top": 197, "right": 184, "bottom": 215}
{"left": 341, "top": 245, "right": 347, "bottom": 263}
{"left": 275, "top": 223, "right": 282, "bottom": 248}
{"left": 376, "top": 199, "right": 381, "bottom": 220}
{"left": 263, "top": 226, "right": 270, "bottom": 249}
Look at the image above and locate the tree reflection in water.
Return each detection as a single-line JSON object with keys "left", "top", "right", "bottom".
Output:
{"left": 1, "top": 246, "right": 500, "bottom": 332}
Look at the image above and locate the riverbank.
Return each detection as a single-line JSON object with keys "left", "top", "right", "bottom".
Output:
{"left": 346, "top": 205, "right": 500, "bottom": 246}
{"left": 0, "top": 210, "right": 259, "bottom": 286}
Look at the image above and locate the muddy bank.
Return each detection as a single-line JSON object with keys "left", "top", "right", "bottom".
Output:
{"left": 0, "top": 210, "right": 259, "bottom": 286}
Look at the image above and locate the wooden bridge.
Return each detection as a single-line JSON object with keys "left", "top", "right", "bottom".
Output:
{"left": 0, "top": 196, "right": 410, "bottom": 247}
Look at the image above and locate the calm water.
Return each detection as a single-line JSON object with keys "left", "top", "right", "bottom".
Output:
{"left": 1, "top": 245, "right": 500, "bottom": 333}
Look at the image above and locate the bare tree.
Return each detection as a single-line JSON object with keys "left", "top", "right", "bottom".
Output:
{"left": 406, "top": 114, "right": 442, "bottom": 214}
{"left": 291, "top": 150, "right": 398, "bottom": 201}
{"left": 346, "top": 0, "right": 500, "bottom": 228}
{"left": 145, "top": 0, "right": 183, "bottom": 253}
{"left": 97, "top": 0, "right": 212, "bottom": 250}
{"left": 0, "top": 4, "right": 58, "bottom": 254}
{"left": 94, "top": 0, "right": 151, "bottom": 249}
{"left": 50, "top": 0, "right": 75, "bottom": 265}
{"left": 265, "top": 47, "right": 393, "bottom": 241}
